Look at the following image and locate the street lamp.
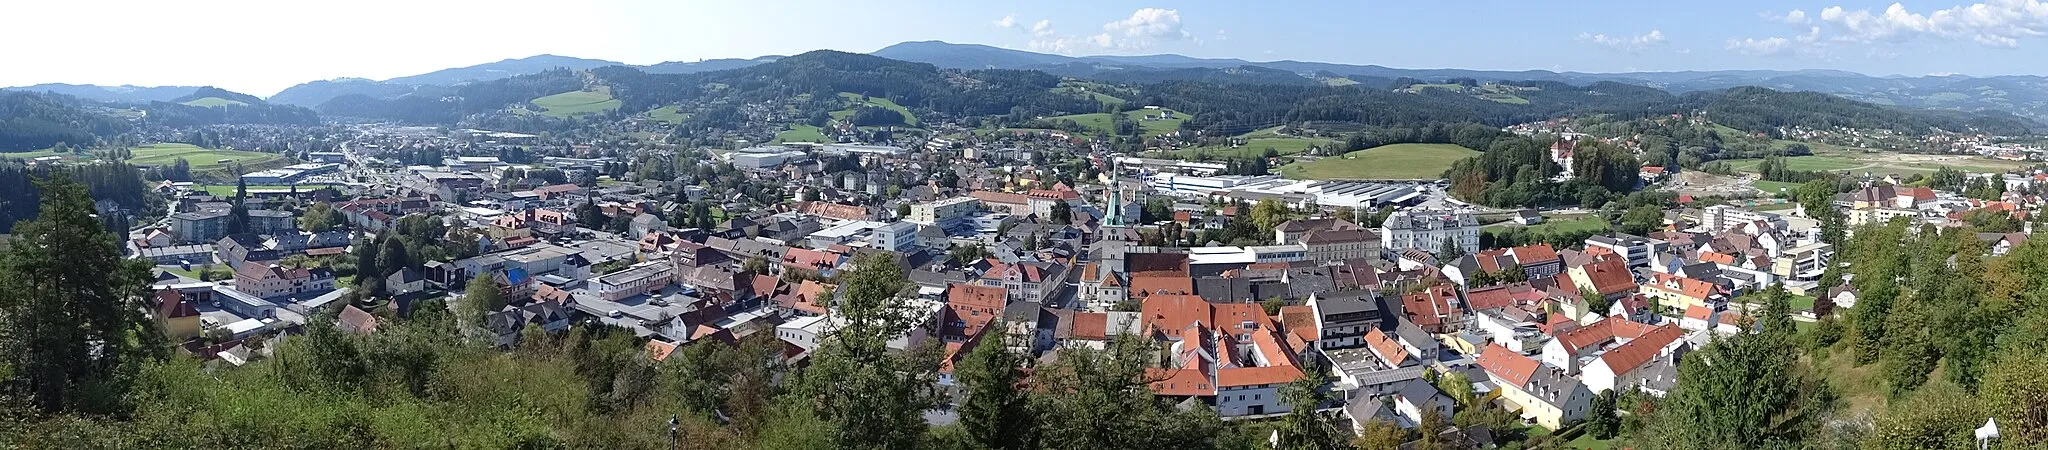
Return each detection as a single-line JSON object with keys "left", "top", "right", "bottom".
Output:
{"left": 668, "top": 414, "right": 680, "bottom": 450}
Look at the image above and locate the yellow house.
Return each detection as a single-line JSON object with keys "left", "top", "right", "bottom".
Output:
{"left": 154, "top": 288, "right": 202, "bottom": 342}
{"left": 1477, "top": 344, "right": 1592, "bottom": 430}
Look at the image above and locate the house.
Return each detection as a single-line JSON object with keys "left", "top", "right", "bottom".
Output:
{"left": 1140, "top": 294, "right": 1303, "bottom": 418}
{"left": 1391, "top": 379, "right": 1457, "bottom": 428}
{"left": 1400, "top": 284, "right": 1462, "bottom": 334}
{"left": 1307, "top": 290, "right": 1380, "bottom": 350}
{"left": 1559, "top": 257, "right": 1635, "bottom": 302}
{"left": 153, "top": 288, "right": 203, "bottom": 341}
{"left": 978, "top": 259, "right": 1070, "bottom": 305}
{"left": 386, "top": 267, "right": 426, "bottom": 297}
{"left": 231, "top": 264, "right": 336, "bottom": 299}
{"left": 1578, "top": 324, "right": 1685, "bottom": 393}
{"left": 1512, "top": 210, "right": 1545, "bottom": 225}
{"left": 338, "top": 304, "right": 380, "bottom": 334}
{"left": 1825, "top": 282, "right": 1859, "bottom": 311}
{"left": 1274, "top": 217, "right": 1363, "bottom": 245}
{"left": 1476, "top": 344, "right": 1592, "bottom": 430}
{"left": 1639, "top": 272, "right": 1728, "bottom": 311}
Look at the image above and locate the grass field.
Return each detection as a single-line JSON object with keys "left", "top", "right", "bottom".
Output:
{"left": 1169, "top": 137, "right": 1338, "bottom": 159}
{"left": 647, "top": 105, "right": 689, "bottom": 124}
{"left": 774, "top": 125, "right": 832, "bottom": 143}
{"left": 1051, "top": 83, "right": 1127, "bottom": 106}
{"left": 829, "top": 92, "right": 920, "bottom": 127}
{"left": 180, "top": 97, "right": 248, "bottom": 107}
{"left": 195, "top": 183, "right": 341, "bottom": 196}
{"left": 127, "top": 143, "right": 282, "bottom": 170}
{"left": 1042, "top": 109, "right": 1190, "bottom": 137}
{"left": 531, "top": 88, "right": 621, "bottom": 118}
{"left": 1486, "top": 215, "right": 1612, "bottom": 237}
{"left": 1279, "top": 143, "right": 1479, "bottom": 180}
{"left": 1722, "top": 152, "right": 2032, "bottom": 177}
{"left": 1751, "top": 180, "right": 1802, "bottom": 195}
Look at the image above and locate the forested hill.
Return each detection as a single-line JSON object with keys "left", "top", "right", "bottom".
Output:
{"left": 0, "top": 91, "right": 132, "bottom": 151}
{"left": 1692, "top": 86, "right": 2038, "bottom": 136}
{"left": 310, "top": 50, "right": 2035, "bottom": 139}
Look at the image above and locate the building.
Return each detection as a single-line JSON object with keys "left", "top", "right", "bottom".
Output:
{"left": 1301, "top": 229, "right": 1380, "bottom": 262}
{"left": 138, "top": 244, "right": 215, "bottom": 265}
{"left": 1585, "top": 233, "right": 1668, "bottom": 268}
{"left": 1477, "top": 344, "right": 1592, "bottom": 429}
{"left": 1307, "top": 290, "right": 1381, "bottom": 350}
{"left": 908, "top": 197, "right": 981, "bottom": 231}
{"left": 169, "top": 210, "right": 228, "bottom": 244}
{"left": 231, "top": 264, "right": 336, "bottom": 299}
{"left": 1380, "top": 208, "right": 1479, "bottom": 255}
{"left": 592, "top": 261, "right": 675, "bottom": 302}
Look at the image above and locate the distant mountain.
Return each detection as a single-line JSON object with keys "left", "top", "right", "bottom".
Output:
{"left": 1, "top": 83, "right": 199, "bottom": 104}
{"left": 641, "top": 56, "right": 782, "bottom": 74}
{"left": 268, "top": 78, "right": 420, "bottom": 107}
{"left": 871, "top": 41, "right": 1074, "bottom": 69}
{"left": 172, "top": 86, "right": 265, "bottom": 106}
{"left": 382, "top": 54, "right": 626, "bottom": 86}
{"left": 862, "top": 41, "right": 2048, "bottom": 121}
{"left": 0, "top": 91, "right": 133, "bottom": 152}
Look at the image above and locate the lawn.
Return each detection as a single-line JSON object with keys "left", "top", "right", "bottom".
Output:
{"left": 1169, "top": 137, "right": 1338, "bottom": 159}
{"left": 127, "top": 143, "right": 283, "bottom": 170}
{"left": 1279, "top": 143, "right": 1479, "bottom": 180}
{"left": 1724, "top": 155, "right": 1868, "bottom": 173}
{"left": 1041, "top": 109, "right": 1190, "bottom": 137}
{"left": 1565, "top": 434, "right": 1616, "bottom": 449}
{"left": 830, "top": 92, "right": 919, "bottom": 127}
{"left": 531, "top": 88, "right": 621, "bottom": 118}
{"left": 647, "top": 105, "right": 689, "bottom": 124}
{"left": 180, "top": 97, "right": 248, "bottom": 107}
{"left": 1723, "top": 152, "right": 2031, "bottom": 177}
{"left": 1751, "top": 180, "right": 1802, "bottom": 195}
{"left": 774, "top": 125, "right": 832, "bottom": 143}
{"left": 195, "top": 183, "right": 340, "bottom": 196}
{"left": 1486, "top": 215, "right": 1612, "bottom": 237}
{"left": 1051, "top": 83, "right": 1127, "bottom": 106}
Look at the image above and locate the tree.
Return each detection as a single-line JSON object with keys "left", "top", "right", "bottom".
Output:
{"left": 956, "top": 333, "right": 1034, "bottom": 450}
{"left": 1250, "top": 198, "right": 1290, "bottom": 237}
{"left": 784, "top": 254, "right": 941, "bottom": 449}
{"left": 376, "top": 237, "right": 410, "bottom": 282}
{"left": 1273, "top": 364, "right": 1349, "bottom": 450}
{"left": 460, "top": 274, "right": 505, "bottom": 327}
{"left": 299, "top": 201, "right": 338, "bottom": 232}
{"left": 1588, "top": 389, "right": 1621, "bottom": 439}
{"left": 895, "top": 203, "right": 911, "bottom": 219}
{"left": 1434, "top": 371, "right": 1474, "bottom": 408}
{"left": 1048, "top": 201, "right": 1073, "bottom": 225}
{"left": 0, "top": 174, "right": 165, "bottom": 414}
{"left": 1353, "top": 418, "right": 1408, "bottom": 450}
{"left": 1620, "top": 204, "right": 1664, "bottom": 235}
{"left": 1436, "top": 237, "right": 1464, "bottom": 262}
{"left": 1630, "top": 284, "right": 1830, "bottom": 449}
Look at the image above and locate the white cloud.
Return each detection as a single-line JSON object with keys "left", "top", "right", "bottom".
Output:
{"left": 993, "top": 14, "right": 1018, "bottom": 29}
{"left": 1031, "top": 19, "right": 1054, "bottom": 37}
{"left": 1764, "top": 9, "right": 1811, "bottom": 24}
{"left": 1103, "top": 8, "right": 1192, "bottom": 41}
{"left": 1215, "top": 29, "right": 1228, "bottom": 41}
{"left": 1030, "top": 8, "right": 1198, "bottom": 54}
{"left": 1576, "top": 29, "right": 1668, "bottom": 51}
{"left": 1811, "top": 0, "right": 2048, "bottom": 48}
{"left": 1726, "top": 37, "right": 1793, "bottom": 55}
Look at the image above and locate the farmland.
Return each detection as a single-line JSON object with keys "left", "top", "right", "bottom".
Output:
{"left": 530, "top": 88, "right": 621, "bottom": 118}
{"left": 1279, "top": 143, "right": 1479, "bottom": 180}
{"left": 828, "top": 92, "right": 919, "bottom": 127}
{"left": 1040, "top": 109, "right": 1190, "bottom": 137}
{"left": 646, "top": 105, "right": 689, "bottom": 124}
{"left": 1167, "top": 137, "right": 1339, "bottom": 160}
{"left": 1720, "top": 152, "right": 2031, "bottom": 176}
{"left": 774, "top": 125, "right": 832, "bottom": 143}
{"left": 127, "top": 143, "right": 284, "bottom": 170}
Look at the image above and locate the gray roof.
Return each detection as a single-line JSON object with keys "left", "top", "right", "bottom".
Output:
{"left": 1313, "top": 290, "right": 1379, "bottom": 316}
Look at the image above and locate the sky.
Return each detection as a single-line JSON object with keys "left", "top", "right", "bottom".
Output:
{"left": 10, "top": 0, "right": 2048, "bottom": 96}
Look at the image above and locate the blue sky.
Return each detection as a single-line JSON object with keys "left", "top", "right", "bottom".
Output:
{"left": 6, "top": 0, "right": 2048, "bottom": 95}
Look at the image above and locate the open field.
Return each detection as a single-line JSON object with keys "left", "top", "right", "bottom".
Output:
{"left": 1750, "top": 180, "right": 1802, "bottom": 195}
{"left": 195, "top": 183, "right": 342, "bottom": 196}
{"left": 774, "top": 125, "right": 831, "bottom": 143}
{"left": 1485, "top": 215, "right": 1611, "bottom": 235}
{"left": 1279, "top": 143, "right": 1478, "bottom": 180}
{"left": 647, "top": 105, "right": 688, "bottom": 124}
{"left": 180, "top": 97, "right": 248, "bottom": 107}
{"left": 829, "top": 92, "right": 919, "bottom": 127}
{"left": 531, "top": 89, "right": 621, "bottom": 118}
{"left": 1041, "top": 108, "right": 1190, "bottom": 138}
{"left": 127, "top": 143, "right": 283, "bottom": 170}
{"left": 1721, "top": 149, "right": 2031, "bottom": 177}
{"left": 1051, "top": 82, "right": 1127, "bottom": 106}
{"left": 1168, "top": 137, "right": 1338, "bottom": 159}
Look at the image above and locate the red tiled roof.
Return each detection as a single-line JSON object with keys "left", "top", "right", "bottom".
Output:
{"left": 1279, "top": 305, "right": 1318, "bottom": 346}
{"left": 1511, "top": 243, "right": 1560, "bottom": 264}
{"left": 1148, "top": 364, "right": 1214, "bottom": 396}
{"left": 970, "top": 190, "right": 1030, "bottom": 206}
{"left": 1217, "top": 366, "right": 1302, "bottom": 387}
{"left": 646, "top": 340, "right": 678, "bottom": 362}
{"left": 1365, "top": 328, "right": 1411, "bottom": 367}
{"left": 1477, "top": 343, "right": 1541, "bottom": 387}
{"left": 1072, "top": 312, "right": 1110, "bottom": 340}
{"left": 1576, "top": 258, "right": 1636, "bottom": 296}
{"left": 947, "top": 283, "right": 1007, "bottom": 315}
{"left": 1127, "top": 274, "right": 1194, "bottom": 298}
{"left": 1596, "top": 324, "right": 1682, "bottom": 374}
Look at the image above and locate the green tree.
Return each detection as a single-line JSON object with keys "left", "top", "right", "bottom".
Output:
{"left": 784, "top": 254, "right": 942, "bottom": 449}
{"left": 299, "top": 201, "right": 338, "bottom": 232}
{"left": 1588, "top": 389, "right": 1620, "bottom": 439}
{"left": 0, "top": 174, "right": 166, "bottom": 414}
{"left": 1048, "top": 200, "right": 1073, "bottom": 225}
{"left": 1434, "top": 371, "right": 1474, "bottom": 408}
{"left": 895, "top": 202, "right": 912, "bottom": 219}
{"left": 460, "top": 274, "right": 505, "bottom": 327}
{"left": 1620, "top": 204, "right": 1664, "bottom": 235}
{"left": 956, "top": 333, "right": 1034, "bottom": 450}
{"left": 1862, "top": 382, "right": 1977, "bottom": 450}
{"left": 1273, "top": 364, "right": 1349, "bottom": 450}
{"left": 1629, "top": 284, "right": 1831, "bottom": 449}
